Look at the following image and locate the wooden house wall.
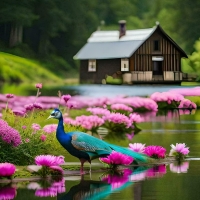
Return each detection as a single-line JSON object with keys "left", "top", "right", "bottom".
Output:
{"left": 80, "top": 59, "right": 121, "bottom": 84}
{"left": 130, "top": 31, "right": 181, "bottom": 72}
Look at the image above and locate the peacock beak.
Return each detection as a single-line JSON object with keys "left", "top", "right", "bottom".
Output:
{"left": 47, "top": 115, "right": 54, "bottom": 120}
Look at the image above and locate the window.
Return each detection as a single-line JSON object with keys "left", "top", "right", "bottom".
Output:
{"left": 121, "top": 58, "right": 129, "bottom": 71}
{"left": 153, "top": 40, "right": 160, "bottom": 51}
{"left": 88, "top": 60, "right": 96, "bottom": 72}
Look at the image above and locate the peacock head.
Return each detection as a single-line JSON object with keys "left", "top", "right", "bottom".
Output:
{"left": 47, "top": 108, "right": 62, "bottom": 120}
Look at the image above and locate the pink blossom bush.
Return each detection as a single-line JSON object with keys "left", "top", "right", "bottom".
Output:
{"left": 75, "top": 115, "right": 104, "bottom": 133}
{"left": 87, "top": 107, "right": 110, "bottom": 116}
{"left": 0, "top": 119, "right": 22, "bottom": 147}
{"left": 169, "top": 87, "right": 200, "bottom": 96}
{"left": 43, "top": 124, "right": 57, "bottom": 134}
{"left": 111, "top": 103, "right": 133, "bottom": 112}
{"left": 100, "top": 151, "right": 133, "bottom": 167}
{"left": 0, "top": 163, "right": 16, "bottom": 177}
{"left": 150, "top": 91, "right": 184, "bottom": 109}
{"left": 169, "top": 143, "right": 189, "bottom": 160}
{"left": 129, "top": 143, "right": 146, "bottom": 153}
{"left": 178, "top": 99, "right": 197, "bottom": 109}
{"left": 144, "top": 145, "right": 166, "bottom": 159}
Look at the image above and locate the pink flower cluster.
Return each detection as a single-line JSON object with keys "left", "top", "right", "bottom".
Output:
{"left": 111, "top": 103, "right": 133, "bottom": 112}
{"left": 144, "top": 145, "right": 166, "bottom": 159}
{"left": 43, "top": 124, "right": 57, "bottom": 134}
{"left": 100, "top": 151, "right": 133, "bottom": 166}
{"left": 87, "top": 107, "right": 110, "bottom": 116}
{"left": 129, "top": 113, "right": 143, "bottom": 123}
{"left": 178, "top": 99, "right": 197, "bottom": 109}
{"left": 0, "top": 119, "right": 22, "bottom": 147}
{"left": 150, "top": 91, "right": 184, "bottom": 104}
{"left": 169, "top": 87, "right": 200, "bottom": 96}
{"left": 75, "top": 115, "right": 104, "bottom": 130}
{"left": 102, "top": 113, "right": 132, "bottom": 128}
{"left": 0, "top": 163, "right": 16, "bottom": 177}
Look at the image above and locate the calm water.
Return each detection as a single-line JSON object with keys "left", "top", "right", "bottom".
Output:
{"left": 1, "top": 109, "right": 200, "bottom": 200}
{"left": 0, "top": 83, "right": 195, "bottom": 97}
{"left": 1, "top": 84, "right": 200, "bottom": 199}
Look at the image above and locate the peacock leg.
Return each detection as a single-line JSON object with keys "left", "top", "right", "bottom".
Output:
{"left": 80, "top": 158, "right": 87, "bottom": 174}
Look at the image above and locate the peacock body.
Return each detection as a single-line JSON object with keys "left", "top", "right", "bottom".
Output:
{"left": 48, "top": 108, "right": 150, "bottom": 172}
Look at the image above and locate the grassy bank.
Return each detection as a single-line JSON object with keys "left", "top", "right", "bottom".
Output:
{"left": 0, "top": 52, "right": 63, "bottom": 84}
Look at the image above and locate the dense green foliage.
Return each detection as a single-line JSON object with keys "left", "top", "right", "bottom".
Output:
{"left": 0, "top": 0, "right": 200, "bottom": 79}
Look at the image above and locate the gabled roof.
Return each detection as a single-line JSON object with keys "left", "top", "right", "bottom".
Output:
{"left": 74, "top": 25, "right": 187, "bottom": 60}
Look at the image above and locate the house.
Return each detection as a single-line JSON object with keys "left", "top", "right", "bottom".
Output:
{"left": 74, "top": 21, "right": 188, "bottom": 84}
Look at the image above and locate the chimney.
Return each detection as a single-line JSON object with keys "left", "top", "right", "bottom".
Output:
{"left": 119, "top": 20, "right": 126, "bottom": 38}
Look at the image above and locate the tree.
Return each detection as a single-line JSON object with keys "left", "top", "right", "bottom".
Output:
{"left": 0, "top": 0, "right": 37, "bottom": 47}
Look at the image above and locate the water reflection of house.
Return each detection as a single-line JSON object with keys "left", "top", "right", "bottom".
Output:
{"left": 74, "top": 21, "right": 188, "bottom": 84}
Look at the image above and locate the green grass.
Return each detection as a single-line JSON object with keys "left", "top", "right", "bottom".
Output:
{"left": 0, "top": 52, "right": 62, "bottom": 84}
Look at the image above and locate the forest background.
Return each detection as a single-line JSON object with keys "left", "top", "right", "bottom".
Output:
{"left": 0, "top": 0, "right": 200, "bottom": 82}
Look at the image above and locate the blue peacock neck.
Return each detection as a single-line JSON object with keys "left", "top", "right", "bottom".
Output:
{"left": 57, "top": 116, "right": 65, "bottom": 136}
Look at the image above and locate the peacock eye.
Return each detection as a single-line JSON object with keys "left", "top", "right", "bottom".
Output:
{"left": 51, "top": 113, "right": 55, "bottom": 116}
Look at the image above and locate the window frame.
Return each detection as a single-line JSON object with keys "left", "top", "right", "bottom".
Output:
{"left": 153, "top": 40, "right": 160, "bottom": 51}
{"left": 88, "top": 59, "right": 96, "bottom": 72}
{"left": 121, "top": 58, "right": 129, "bottom": 72}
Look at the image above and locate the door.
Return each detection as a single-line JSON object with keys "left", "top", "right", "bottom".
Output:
{"left": 153, "top": 61, "right": 163, "bottom": 75}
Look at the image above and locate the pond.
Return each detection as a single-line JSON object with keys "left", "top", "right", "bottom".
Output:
{"left": 1, "top": 108, "right": 200, "bottom": 200}
{"left": 0, "top": 85, "right": 200, "bottom": 200}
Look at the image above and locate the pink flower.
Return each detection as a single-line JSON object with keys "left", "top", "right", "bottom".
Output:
{"left": 144, "top": 145, "right": 166, "bottom": 159}
{"left": 62, "top": 94, "right": 71, "bottom": 103}
{"left": 170, "top": 162, "right": 189, "bottom": 173}
{"left": 0, "top": 119, "right": 22, "bottom": 147}
{"left": 5, "top": 94, "right": 14, "bottom": 99}
{"left": 169, "top": 143, "right": 190, "bottom": 156}
{"left": 40, "top": 134, "right": 47, "bottom": 141}
{"left": 87, "top": 107, "right": 110, "bottom": 116}
{"left": 126, "top": 132, "right": 134, "bottom": 140}
{"left": 111, "top": 103, "right": 133, "bottom": 112}
{"left": 0, "top": 163, "right": 16, "bottom": 177}
{"left": 129, "top": 113, "right": 143, "bottom": 123}
{"left": 75, "top": 115, "right": 104, "bottom": 130}
{"left": 25, "top": 104, "right": 34, "bottom": 111}
{"left": 25, "top": 138, "right": 30, "bottom": 143}
{"left": 32, "top": 123, "right": 41, "bottom": 131}
{"left": 22, "top": 125, "right": 27, "bottom": 129}
{"left": 35, "top": 155, "right": 65, "bottom": 166}
{"left": 33, "top": 103, "right": 43, "bottom": 109}
{"left": 43, "top": 124, "right": 57, "bottom": 134}
{"left": 100, "top": 151, "right": 133, "bottom": 166}
{"left": 129, "top": 143, "right": 146, "bottom": 153}
{"left": 35, "top": 83, "right": 42, "bottom": 89}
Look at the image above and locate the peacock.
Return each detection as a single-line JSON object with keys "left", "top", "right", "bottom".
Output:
{"left": 47, "top": 108, "right": 151, "bottom": 173}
